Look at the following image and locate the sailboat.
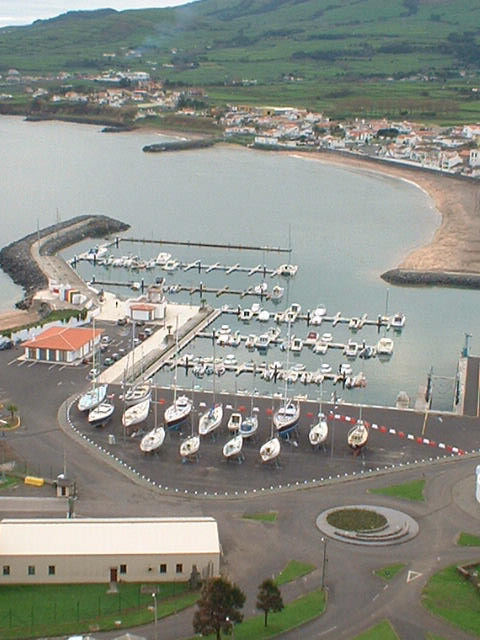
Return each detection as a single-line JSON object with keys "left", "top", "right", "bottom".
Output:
{"left": 223, "top": 434, "right": 243, "bottom": 460}
{"left": 140, "top": 386, "right": 165, "bottom": 453}
{"left": 123, "top": 325, "right": 152, "bottom": 407}
{"left": 260, "top": 399, "right": 281, "bottom": 463}
{"left": 228, "top": 412, "right": 242, "bottom": 432}
{"left": 164, "top": 322, "right": 192, "bottom": 429}
{"left": 273, "top": 320, "right": 300, "bottom": 435}
{"left": 88, "top": 400, "right": 114, "bottom": 427}
{"left": 78, "top": 320, "right": 108, "bottom": 412}
{"left": 180, "top": 391, "right": 200, "bottom": 461}
{"left": 238, "top": 394, "right": 258, "bottom": 439}
{"left": 198, "top": 337, "right": 223, "bottom": 436}
{"left": 308, "top": 384, "right": 328, "bottom": 447}
{"left": 122, "top": 397, "right": 150, "bottom": 433}
{"left": 347, "top": 408, "right": 369, "bottom": 452}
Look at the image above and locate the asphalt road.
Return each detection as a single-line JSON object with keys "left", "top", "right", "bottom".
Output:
{"left": 1, "top": 343, "right": 480, "bottom": 640}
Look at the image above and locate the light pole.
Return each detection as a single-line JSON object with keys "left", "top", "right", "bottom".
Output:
{"left": 321, "top": 537, "right": 328, "bottom": 590}
{"left": 226, "top": 616, "right": 235, "bottom": 639}
{"left": 152, "top": 592, "right": 158, "bottom": 640}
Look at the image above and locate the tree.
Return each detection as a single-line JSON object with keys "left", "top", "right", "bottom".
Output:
{"left": 6, "top": 404, "right": 17, "bottom": 423}
{"left": 193, "top": 576, "right": 245, "bottom": 639}
{"left": 256, "top": 578, "right": 284, "bottom": 627}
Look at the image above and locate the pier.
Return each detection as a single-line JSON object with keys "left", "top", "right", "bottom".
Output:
{"left": 114, "top": 237, "right": 291, "bottom": 253}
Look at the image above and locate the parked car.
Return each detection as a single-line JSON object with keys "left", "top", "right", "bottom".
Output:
{"left": 111, "top": 352, "right": 120, "bottom": 361}
{"left": 103, "top": 357, "right": 114, "bottom": 367}
{"left": 101, "top": 335, "right": 111, "bottom": 344}
{"left": 117, "top": 317, "right": 128, "bottom": 326}
{"left": 144, "top": 327, "right": 153, "bottom": 336}
{"left": 88, "top": 367, "right": 100, "bottom": 379}
{"left": 0, "top": 338, "right": 13, "bottom": 350}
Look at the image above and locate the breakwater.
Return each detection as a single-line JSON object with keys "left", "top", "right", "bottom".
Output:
{"left": 0, "top": 215, "right": 129, "bottom": 308}
{"left": 143, "top": 138, "right": 215, "bottom": 153}
{"left": 381, "top": 268, "right": 480, "bottom": 289}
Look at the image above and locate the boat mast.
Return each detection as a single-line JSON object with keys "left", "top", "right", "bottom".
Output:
{"left": 173, "top": 316, "right": 179, "bottom": 405}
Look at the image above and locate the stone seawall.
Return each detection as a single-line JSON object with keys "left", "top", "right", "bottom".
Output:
{"left": 381, "top": 268, "right": 480, "bottom": 289}
{"left": 0, "top": 215, "right": 130, "bottom": 308}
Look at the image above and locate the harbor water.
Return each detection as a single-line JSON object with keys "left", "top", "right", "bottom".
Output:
{"left": 1, "top": 115, "right": 478, "bottom": 410}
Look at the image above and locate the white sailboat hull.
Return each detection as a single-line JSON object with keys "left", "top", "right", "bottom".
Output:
{"left": 273, "top": 402, "right": 300, "bottom": 434}
{"left": 309, "top": 419, "right": 328, "bottom": 446}
{"left": 180, "top": 435, "right": 200, "bottom": 458}
{"left": 198, "top": 404, "right": 223, "bottom": 436}
{"left": 223, "top": 435, "right": 243, "bottom": 459}
{"left": 122, "top": 398, "right": 150, "bottom": 429}
{"left": 140, "top": 426, "right": 165, "bottom": 452}
{"left": 124, "top": 381, "right": 152, "bottom": 407}
{"left": 88, "top": 401, "right": 114, "bottom": 427}
{"left": 347, "top": 420, "right": 369, "bottom": 450}
{"left": 260, "top": 437, "right": 281, "bottom": 462}
{"left": 78, "top": 384, "right": 108, "bottom": 412}
{"left": 164, "top": 395, "right": 192, "bottom": 428}
{"left": 239, "top": 415, "right": 258, "bottom": 439}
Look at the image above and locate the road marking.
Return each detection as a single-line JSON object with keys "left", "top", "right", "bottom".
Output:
{"left": 372, "top": 593, "right": 379, "bottom": 601}
{"left": 318, "top": 626, "right": 337, "bottom": 636}
{"left": 7, "top": 358, "right": 17, "bottom": 366}
{"left": 407, "top": 570, "right": 423, "bottom": 583}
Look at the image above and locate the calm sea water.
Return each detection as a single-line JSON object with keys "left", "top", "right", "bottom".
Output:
{"left": 1, "top": 116, "right": 478, "bottom": 409}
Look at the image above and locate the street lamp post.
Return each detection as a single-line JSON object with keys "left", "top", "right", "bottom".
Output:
{"left": 226, "top": 616, "right": 235, "bottom": 639}
{"left": 321, "top": 537, "right": 328, "bottom": 590}
{"left": 152, "top": 592, "right": 158, "bottom": 640}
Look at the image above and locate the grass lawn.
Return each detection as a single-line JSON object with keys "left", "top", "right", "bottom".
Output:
{"left": 275, "top": 560, "right": 315, "bottom": 586}
{"left": 353, "top": 619, "right": 399, "bottom": 639}
{"left": 242, "top": 512, "right": 278, "bottom": 522}
{"left": 457, "top": 532, "right": 480, "bottom": 547}
{"left": 189, "top": 587, "right": 326, "bottom": 639}
{"left": 369, "top": 478, "right": 425, "bottom": 501}
{"left": 326, "top": 508, "right": 386, "bottom": 531}
{"left": 422, "top": 565, "right": 480, "bottom": 637}
{"left": 0, "top": 582, "right": 197, "bottom": 640}
{"left": 374, "top": 564, "right": 405, "bottom": 581}
{"left": 0, "top": 475, "right": 19, "bottom": 490}
{"left": 426, "top": 634, "right": 446, "bottom": 640}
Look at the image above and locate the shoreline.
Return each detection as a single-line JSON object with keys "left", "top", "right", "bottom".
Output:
{"left": 282, "top": 149, "right": 480, "bottom": 281}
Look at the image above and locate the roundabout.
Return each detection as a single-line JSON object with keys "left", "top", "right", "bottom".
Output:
{"left": 316, "top": 504, "right": 419, "bottom": 546}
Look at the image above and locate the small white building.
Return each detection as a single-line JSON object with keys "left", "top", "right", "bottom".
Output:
{"left": 0, "top": 517, "right": 220, "bottom": 584}
{"left": 129, "top": 303, "right": 157, "bottom": 322}
{"left": 22, "top": 326, "right": 102, "bottom": 364}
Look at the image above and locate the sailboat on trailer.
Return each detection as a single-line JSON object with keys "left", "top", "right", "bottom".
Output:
{"left": 273, "top": 321, "right": 300, "bottom": 435}
{"left": 308, "top": 383, "right": 328, "bottom": 447}
{"left": 140, "top": 386, "right": 165, "bottom": 453}
{"left": 180, "top": 390, "right": 200, "bottom": 461}
{"left": 164, "top": 321, "right": 192, "bottom": 429}
{"left": 198, "top": 338, "right": 223, "bottom": 436}
{"left": 78, "top": 320, "right": 108, "bottom": 412}
{"left": 347, "top": 407, "right": 369, "bottom": 451}
{"left": 260, "top": 398, "right": 281, "bottom": 463}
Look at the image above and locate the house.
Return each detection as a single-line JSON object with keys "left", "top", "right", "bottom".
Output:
{"left": 0, "top": 517, "right": 220, "bottom": 584}
{"left": 21, "top": 326, "right": 102, "bottom": 364}
{"left": 129, "top": 303, "right": 157, "bottom": 323}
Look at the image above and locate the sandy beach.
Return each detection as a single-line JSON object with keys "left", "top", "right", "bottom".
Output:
{"left": 286, "top": 150, "right": 480, "bottom": 274}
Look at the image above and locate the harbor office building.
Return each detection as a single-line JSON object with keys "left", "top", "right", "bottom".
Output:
{"left": 21, "top": 326, "right": 103, "bottom": 364}
{"left": 0, "top": 517, "right": 220, "bottom": 584}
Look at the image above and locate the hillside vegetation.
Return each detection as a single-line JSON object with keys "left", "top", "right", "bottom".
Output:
{"left": 1, "top": 0, "right": 480, "bottom": 121}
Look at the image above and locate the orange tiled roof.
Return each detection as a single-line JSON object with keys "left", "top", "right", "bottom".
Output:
{"left": 22, "top": 326, "right": 103, "bottom": 352}
{"left": 130, "top": 303, "right": 155, "bottom": 311}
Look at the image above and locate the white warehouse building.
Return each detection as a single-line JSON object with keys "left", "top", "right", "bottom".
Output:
{"left": 0, "top": 517, "right": 220, "bottom": 584}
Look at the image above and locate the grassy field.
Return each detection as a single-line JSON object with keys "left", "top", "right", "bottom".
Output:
{"left": 0, "top": 582, "right": 197, "bottom": 640}
{"left": 353, "top": 619, "right": 399, "bottom": 640}
{"left": 457, "top": 532, "right": 480, "bottom": 547}
{"left": 189, "top": 587, "right": 326, "bottom": 639}
{"left": 374, "top": 564, "right": 406, "bottom": 581}
{"left": 275, "top": 561, "right": 316, "bottom": 586}
{"left": 369, "top": 478, "right": 425, "bottom": 501}
{"left": 0, "top": 0, "right": 479, "bottom": 124}
{"left": 422, "top": 565, "right": 480, "bottom": 637}
{"left": 242, "top": 512, "right": 278, "bottom": 522}
{"left": 326, "top": 508, "right": 386, "bottom": 531}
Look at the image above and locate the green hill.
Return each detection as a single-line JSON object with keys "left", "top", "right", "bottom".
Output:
{"left": 1, "top": 0, "right": 480, "bottom": 121}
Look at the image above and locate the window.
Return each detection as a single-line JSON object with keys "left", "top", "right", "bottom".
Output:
{"left": 176, "top": 563, "right": 183, "bottom": 574}
{"left": 48, "top": 566, "right": 55, "bottom": 576}
{"left": 159, "top": 564, "right": 167, "bottom": 574}
{"left": 3, "top": 566, "right": 10, "bottom": 576}
{"left": 28, "top": 566, "right": 35, "bottom": 576}
{"left": 120, "top": 564, "right": 127, "bottom": 575}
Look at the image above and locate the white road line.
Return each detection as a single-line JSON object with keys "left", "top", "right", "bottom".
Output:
{"left": 372, "top": 593, "right": 379, "bottom": 601}
{"left": 318, "top": 626, "right": 337, "bottom": 636}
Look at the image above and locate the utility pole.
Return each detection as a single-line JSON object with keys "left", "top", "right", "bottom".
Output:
{"left": 321, "top": 537, "right": 328, "bottom": 590}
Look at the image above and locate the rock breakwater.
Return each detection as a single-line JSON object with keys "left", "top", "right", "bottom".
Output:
{"left": 0, "top": 214, "right": 129, "bottom": 308}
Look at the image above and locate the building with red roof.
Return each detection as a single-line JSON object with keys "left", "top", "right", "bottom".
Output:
{"left": 22, "top": 326, "right": 103, "bottom": 364}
